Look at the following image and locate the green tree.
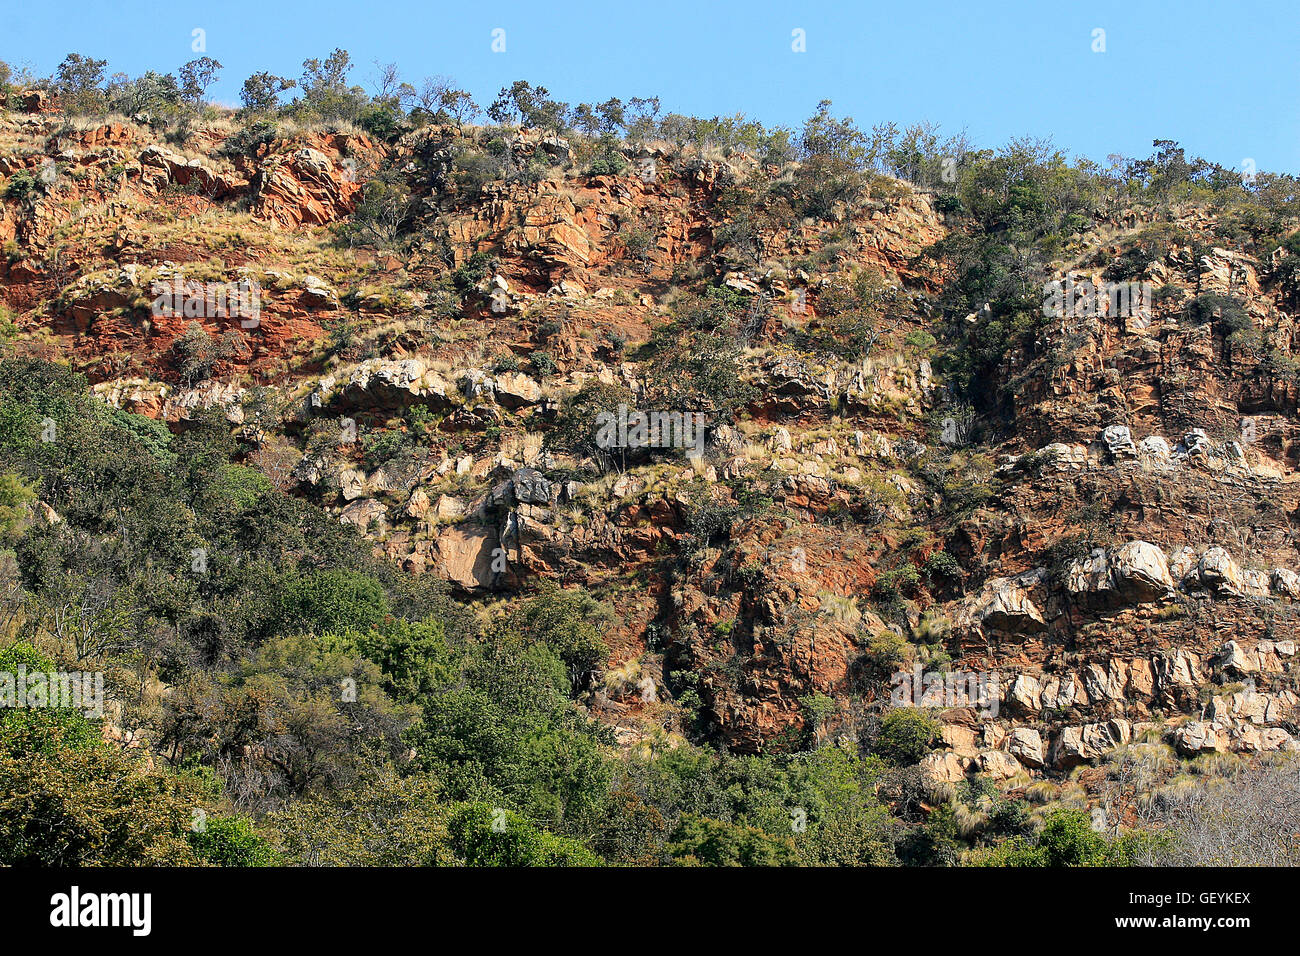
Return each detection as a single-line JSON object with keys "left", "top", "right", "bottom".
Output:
{"left": 446, "top": 802, "right": 601, "bottom": 866}
{"left": 972, "top": 808, "right": 1151, "bottom": 867}
{"left": 0, "top": 472, "right": 34, "bottom": 545}
{"left": 55, "top": 53, "right": 108, "bottom": 114}
{"left": 189, "top": 815, "right": 279, "bottom": 866}
{"left": 239, "top": 71, "right": 295, "bottom": 115}
{"left": 0, "top": 644, "right": 200, "bottom": 865}
{"left": 265, "top": 769, "right": 453, "bottom": 865}
{"left": 178, "top": 57, "right": 223, "bottom": 104}
{"left": 667, "top": 814, "right": 797, "bottom": 866}
{"left": 277, "top": 569, "right": 390, "bottom": 636}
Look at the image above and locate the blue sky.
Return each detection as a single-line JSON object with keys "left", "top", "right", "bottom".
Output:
{"left": 4, "top": 0, "right": 1297, "bottom": 173}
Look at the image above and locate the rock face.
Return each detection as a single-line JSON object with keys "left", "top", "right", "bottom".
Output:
{"left": 1102, "top": 424, "right": 1137, "bottom": 458}
{"left": 959, "top": 569, "right": 1048, "bottom": 635}
{"left": 499, "top": 467, "right": 551, "bottom": 506}
{"left": 252, "top": 146, "right": 366, "bottom": 229}
{"left": 139, "top": 144, "right": 243, "bottom": 198}
{"left": 430, "top": 524, "right": 499, "bottom": 588}
{"left": 1007, "top": 728, "right": 1046, "bottom": 768}
{"left": 1068, "top": 540, "right": 1175, "bottom": 608}
{"left": 322, "top": 358, "right": 457, "bottom": 413}
{"left": 1053, "top": 720, "right": 1132, "bottom": 767}
{"left": 8, "top": 111, "right": 1300, "bottom": 787}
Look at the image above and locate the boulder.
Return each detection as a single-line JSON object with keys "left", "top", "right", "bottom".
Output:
{"left": 490, "top": 467, "right": 552, "bottom": 509}
{"left": 493, "top": 371, "right": 542, "bottom": 408}
{"left": 1271, "top": 568, "right": 1300, "bottom": 598}
{"left": 339, "top": 497, "right": 387, "bottom": 531}
{"left": 251, "top": 146, "right": 363, "bottom": 229}
{"left": 961, "top": 569, "right": 1048, "bottom": 635}
{"left": 1179, "top": 429, "right": 1213, "bottom": 458}
{"left": 1052, "top": 719, "right": 1131, "bottom": 767}
{"left": 1138, "top": 435, "right": 1172, "bottom": 465}
{"left": 1007, "top": 728, "right": 1046, "bottom": 768}
{"left": 1101, "top": 425, "right": 1137, "bottom": 458}
{"left": 430, "top": 524, "right": 500, "bottom": 589}
{"left": 1110, "top": 540, "right": 1176, "bottom": 602}
{"left": 976, "top": 750, "right": 1022, "bottom": 780}
{"left": 1172, "top": 720, "right": 1228, "bottom": 755}
{"left": 918, "top": 751, "right": 970, "bottom": 786}
{"left": 1197, "top": 547, "right": 1243, "bottom": 596}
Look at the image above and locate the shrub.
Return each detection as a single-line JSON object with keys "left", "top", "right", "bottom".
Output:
{"left": 189, "top": 815, "right": 280, "bottom": 866}
{"left": 875, "top": 709, "right": 939, "bottom": 765}
{"left": 873, "top": 563, "right": 920, "bottom": 602}
{"left": 336, "top": 169, "right": 412, "bottom": 249}
{"left": 970, "top": 808, "right": 1156, "bottom": 866}
{"left": 277, "top": 570, "right": 390, "bottom": 636}
{"left": 170, "top": 322, "right": 244, "bottom": 385}
{"left": 2, "top": 169, "right": 44, "bottom": 204}
{"left": 452, "top": 251, "right": 495, "bottom": 292}
{"left": 530, "top": 350, "right": 557, "bottom": 377}
{"left": 219, "top": 120, "right": 278, "bottom": 157}
{"left": 446, "top": 802, "right": 601, "bottom": 866}
{"left": 864, "top": 630, "right": 911, "bottom": 671}
{"left": 1183, "top": 292, "right": 1248, "bottom": 332}
{"left": 362, "top": 428, "right": 410, "bottom": 466}
{"left": 588, "top": 155, "right": 627, "bottom": 177}
{"left": 667, "top": 814, "right": 796, "bottom": 867}
{"left": 922, "top": 550, "right": 961, "bottom": 585}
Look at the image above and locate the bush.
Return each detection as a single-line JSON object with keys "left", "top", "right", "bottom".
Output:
{"left": 361, "top": 428, "right": 410, "bottom": 466}
{"left": 864, "top": 630, "right": 911, "bottom": 671}
{"left": 219, "top": 120, "right": 278, "bottom": 157}
{"left": 1184, "top": 292, "right": 1249, "bottom": 333}
{"left": 277, "top": 570, "right": 390, "bottom": 636}
{"left": 446, "top": 802, "right": 601, "bottom": 866}
{"left": 452, "top": 251, "right": 495, "bottom": 292}
{"left": 971, "top": 808, "right": 1155, "bottom": 866}
{"left": 667, "top": 814, "right": 796, "bottom": 867}
{"left": 872, "top": 563, "right": 920, "bottom": 602}
{"left": 588, "top": 155, "right": 627, "bottom": 177}
{"left": 530, "top": 350, "right": 558, "bottom": 376}
{"left": 336, "top": 169, "right": 412, "bottom": 249}
{"left": 0, "top": 472, "right": 34, "bottom": 544}
{"left": 922, "top": 550, "right": 961, "bottom": 585}
{"left": 171, "top": 322, "right": 244, "bottom": 385}
{"left": 2, "top": 169, "right": 44, "bottom": 204}
{"left": 874, "top": 709, "right": 939, "bottom": 765}
{"left": 189, "top": 815, "right": 279, "bottom": 866}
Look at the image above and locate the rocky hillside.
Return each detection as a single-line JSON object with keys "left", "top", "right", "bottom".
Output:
{"left": 4, "top": 80, "right": 1300, "bottom": 862}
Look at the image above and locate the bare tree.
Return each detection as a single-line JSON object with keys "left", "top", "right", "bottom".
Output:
{"left": 1135, "top": 757, "right": 1300, "bottom": 866}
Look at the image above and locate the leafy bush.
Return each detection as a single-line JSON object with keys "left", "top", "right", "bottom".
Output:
{"left": 219, "top": 120, "right": 278, "bottom": 157}
{"left": 447, "top": 802, "right": 601, "bottom": 866}
{"left": 1183, "top": 292, "right": 1250, "bottom": 333}
{"left": 970, "top": 808, "right": 1155, "bottom": 866}
{"left": 2, "top": 169, "right": 44, "bottom": 204}
{"left": 874, "top": 709, "right": 939, "bottom": 765}
{"left": 189, "top": 815, "right": 280, "bottom": 866}
{"left": 362, "top": 428, "right": 410, "bottom": 466}
{"left": 588, "top": 155, "right": 627, "bottom": 177}
{"left": 277, "top": 570, "right": 390, "bottom": 636}
{"left": 667, "top": 814, "right": 796, "bottom": 867}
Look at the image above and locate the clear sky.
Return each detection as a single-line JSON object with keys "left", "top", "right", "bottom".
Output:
{"left": 3, "top": 0, "right": 1297, "bottom": 173}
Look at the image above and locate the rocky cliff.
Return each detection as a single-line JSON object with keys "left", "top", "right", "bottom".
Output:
{"left": 4, "top": 104, "right": 1299, "bottom": 813}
